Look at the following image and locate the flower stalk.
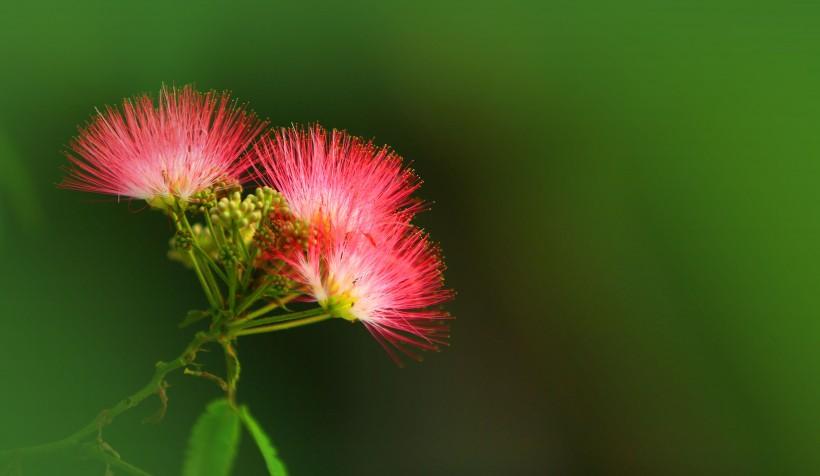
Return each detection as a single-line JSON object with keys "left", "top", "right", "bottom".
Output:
{"left": 231, "top": 306, "right": 329, "bottom": 331}
{"left": 176, "top": 210, "right": 225, "bottom": 309}
{"left": 233, "top": 313, "right": 332, "bottom": 337}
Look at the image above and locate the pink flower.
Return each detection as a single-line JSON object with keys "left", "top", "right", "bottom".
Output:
{"left": 254, "top": 124, "right": 452, "bottom": 362}
{"left": 62, "top": 85, "right": 266, "bottom": 202}
{"left": 253, "top": 125, "right": 422, "bottom": 238}
{"left": 293, "top": 223, "right": 452, "bottom": 363}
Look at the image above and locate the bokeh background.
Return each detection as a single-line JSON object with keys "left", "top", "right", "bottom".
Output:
{"left": 1, "top": 1, "right": 819, "bottom": 475}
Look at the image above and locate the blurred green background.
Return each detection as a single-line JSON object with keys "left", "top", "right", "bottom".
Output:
{"left": 1, "top": 1, "right": 819, "bottom": 475}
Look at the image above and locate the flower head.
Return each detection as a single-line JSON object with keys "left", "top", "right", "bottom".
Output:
{"left": 62, "top": 85, "right": 266, "bottom": 204}
{"left": 293, "top": 223, "right": 452, "bottom": 363}
{"left": 253, "top": 124, "right": 453, "bottom": 362}
{"left": 253, "top": 125, "right": 422, "bottom": 238}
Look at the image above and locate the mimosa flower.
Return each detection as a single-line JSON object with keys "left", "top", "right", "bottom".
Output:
{"left": 62, "top": 85, "right": 266, "bottom": 204}
{"left": 253, "top": 125, "right": 422, "bottom": 238}
{"left": 292, "top": 223, "right": 453, "bottom": 363}
{"left": 253, "top": 124, "right": 453, "bottom": 362}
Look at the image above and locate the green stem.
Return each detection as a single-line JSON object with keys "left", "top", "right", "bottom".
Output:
{"left": 193, "top": 244, "right": 228, "bottom": 284}
{"left": 183, "top": 368, "right": 228, "bottom": 391}
{"left": 228, "top": 265, "right": 238, "bottom": 311}
{"left": 233, "top": 314, "right": 331, "bottom": 336}
{"left": 233, "top": 222, "right": 250, "bottom": 262}
{"left": 204, "top": 212, "right": 225, "bottom": 249}
{"left": 235, "top": 295, "right": 298, "bottom": 324}
{"left": 179, "top": 213, "right": 224, "bottom": 308}
{"left": 172, "top": 214, "right": 218, "bottom": 309}
{"left": 80, "top": 444, "right": 152, "bottom": 476}
{"left": 235, "top": 282, "right": 275, "bottom": 315}
{"left": 222, "top": 341, "right": 240, "bottom": 405}
{"left": 232, "top": 307, "right": 327, "bottom": 330}
{"left": 240, "top": 241, "right": 259, "bottom": 289}
{"left": 188, "top": 248, "right": 218, "bottom": 308}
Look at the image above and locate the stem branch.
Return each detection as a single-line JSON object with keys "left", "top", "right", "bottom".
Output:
{"left": 80, "top": 443, "right": 152, "bottom": 476}
{"left": 235, "top": 295, "right": 298, "bottom": 325}
{"left": 233, "top": 314, "right": 331, "bottom": 336}
{"left": 0, "top": 331, "right": 216, "bottom": 467}
{"left": 232, "top": 307, "right": 328, "bottom": 330}
{"left": 177, "top": 212, "right": 224, "bottom": 308}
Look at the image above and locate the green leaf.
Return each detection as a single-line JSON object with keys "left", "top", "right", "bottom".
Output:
{"left": 239, "top": 406, "right": 288, "bottom": 476}
{"left": 182, "top": 399, "right": 241, "bottom": 476}
{"left": 179, "top": 310, "right": 210, "bottom": 328}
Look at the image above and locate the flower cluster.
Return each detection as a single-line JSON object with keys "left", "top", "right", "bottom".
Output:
{"left": 63, "top": 85, "right": 452, "bottom": 363}
{"left": 254, "top": 126, "right": 452, "bottom": 362}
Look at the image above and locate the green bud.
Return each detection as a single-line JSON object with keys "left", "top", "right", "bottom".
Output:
{"left": 172, "top": 229, "right": 193, "bottom": 251}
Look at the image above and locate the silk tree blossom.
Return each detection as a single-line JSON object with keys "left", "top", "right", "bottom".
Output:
{"left": 62, "top": 85, "right": 266, "bottom": 205}
{"left": 288, "top": 221, "right": 453, "bottom": 363}
{"left": 254, "top": 124, "right": 452, "bottom": 361}
{"left": 253, "top": 125, "right": 422, "bottom": 239}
